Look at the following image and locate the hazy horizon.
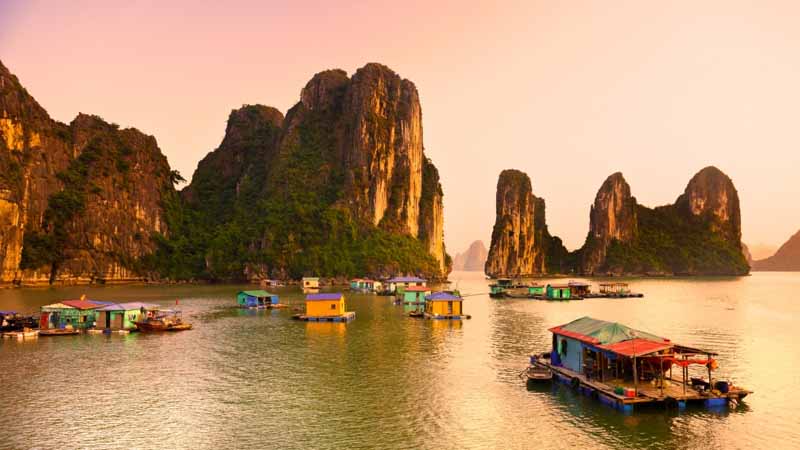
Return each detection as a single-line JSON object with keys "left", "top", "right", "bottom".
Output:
{"left": 3, "top": 0, "right": 799, "bottom": 255}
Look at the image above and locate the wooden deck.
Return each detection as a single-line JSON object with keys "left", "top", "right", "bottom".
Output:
{"left": 537, "top": 360, "right": 751, "bottom": 410}
{"left": 293, "top": 312, "right": 356, "bottom": 322}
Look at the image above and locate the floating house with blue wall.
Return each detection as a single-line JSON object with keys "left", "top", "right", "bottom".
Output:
{"left": 95, "top": 302, "right": 158, "bottom": 331}
{"left": 531, "top": 316, "right": 751, "bottom": 412}
{"left": 237, "top": 290, "right": 280, "bottom": 308}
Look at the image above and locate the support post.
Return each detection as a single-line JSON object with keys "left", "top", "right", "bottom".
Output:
{"left": 660, "top": 354, "right": 664, "bottom": 397}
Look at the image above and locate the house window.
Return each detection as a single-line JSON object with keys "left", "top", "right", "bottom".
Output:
{"left": 330, "top": 304, "right": 336, "bottom": 310}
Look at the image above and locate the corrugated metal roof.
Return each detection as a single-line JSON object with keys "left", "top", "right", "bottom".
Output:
{"left": 57, "top": 300, "right": 110, "bottom": 310}
{"left": 549, "top": 317, "right": 667, "bottom": 346}
{"left": 425, "top": 292, "right": 462, "bottom": 301}
{"left": 239, "top": 290, "right": 275, "bottom": 297}
{"left": 96, "top": 302, "right": 159, "bottom": 311}
{"left": 598, "top": 338, "right": 672, "bottom": 357}
{"left": 306, "top": 293, "right": 343, "bottom": 301}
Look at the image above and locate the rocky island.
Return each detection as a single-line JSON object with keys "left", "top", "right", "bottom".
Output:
{"left": 752, "top": 230, "right": 800, "bottom": 271}
{"left": 452, "top": 240, "right": 488, "bottom": 271}
{"left": 0, "top": 61, "right": 450, "bottom": 285}
{"left": 486, "top": 166, "right": 749, "bottom": 277}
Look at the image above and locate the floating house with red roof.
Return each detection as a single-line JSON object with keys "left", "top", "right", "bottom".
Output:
{"left": 531, "top": 316, "right": 752, "bottom": 412}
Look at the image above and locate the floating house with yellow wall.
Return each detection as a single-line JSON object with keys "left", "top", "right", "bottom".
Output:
{"left": 294, "top": 293, "right": 355, "bottom": 322}
{"left": 424, "top": 292, "right": 470, "bottom": 320}
{"left": 302, "top": 277, "right": 320, "bottom": 293}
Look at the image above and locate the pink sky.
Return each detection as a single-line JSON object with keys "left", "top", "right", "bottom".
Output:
{"left": 2, "top": 0, "right": 799, "bottom": 256}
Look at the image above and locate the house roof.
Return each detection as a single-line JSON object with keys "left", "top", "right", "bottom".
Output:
{"left": 568, "top": 281, "right": 591, "bottom": 287}
{"left": 598, "top": 338, "right": 673, "bottom": 357}
{"left": 239, "top": 290, "right": 276, "bottom": 298}
{"left": 59, "top": 300, "right": 111, "bottom": 310}
{"left": 306, "top": 293, "right": 343, "bottom": 301}
{"left": 96, "top": 302, "right": 159, "bottom": 311}
{"left": 404, "top": 286, "right": 431, "bottom": 292}
{"left": 549, "top": 317, "right": 667, "bottom": 348}
{"left": 388, "top": 276, "right": 426, "bottom": 283}
{"left": 425, "top": 292, "right": 462, "bottom": 301}
{"left": 302, "top": 277, "right": 320, "bottom": 280}
{"left": 548, "top": 284, "right": 572, "bottom": 289}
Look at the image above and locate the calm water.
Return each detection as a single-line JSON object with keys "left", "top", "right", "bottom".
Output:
{"left": 1, "top": 272, "right": 799, "bottom": 449}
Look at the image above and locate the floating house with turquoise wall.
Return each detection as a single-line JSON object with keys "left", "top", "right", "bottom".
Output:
{"left": 39, "top": 299, "right": 112, "bottom": 330}
{"left": 95, "top": 302, "right": 158, "bottom": 331}
{"left": 545, "top": 284, "right": 572, "bottom": 300}
{"left": 237, "top": 290, "right": 279, "bottom": 308}
{"left": 402, "top": 286, "right": 431, "bottom": 313}
{"left": 528, "top": 284, "right": 545, "bottom": 296}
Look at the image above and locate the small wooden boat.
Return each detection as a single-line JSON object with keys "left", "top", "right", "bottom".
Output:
{"left": 39, "top": 328, "right": 80, "bottom": 336}
{"left": 2, "top": 328, "right": 38, "bottom": 339}
{"left": 526, "top": 364, "right": 553, "bottom": 382}
{"left": 408, "top": 311, "right": 425, "bottom": 318}
{"left": 135, "top": 308, "right": 192, "bottom": 332}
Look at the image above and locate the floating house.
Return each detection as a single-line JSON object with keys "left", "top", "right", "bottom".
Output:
{"left": 237, "top": 290, "right": 280, "bottom": 308}
{"left": 403, "top": 286, "right": 431, "bottom": 305}
{"left": 528, "top": 284, "right": 545, "bottom": 296}
{"left": 95, "top": 302, "right": 158, "bottom": 331}
{"left": 302, "top": 277, "right": 320, "bottom": 293}
{"left": 532, "top": 316, "right": 751, "bottom": 412}
{"left": 424, "top": 292, "right": 470, "bottom": 320}
{"left": 600, "top": 283, "right": 631, "bottom": 296}
{"left": 39, "top": 299, "right": 111, "bottom": 330}
{"left": 350, "top": 279, "right": 382, "bottom": 293}
{"left": 545, "top": 284, "right": 572, "bottom": 300}
{"left": 568, "top": 281, "right": 591, "bottom": 297}
{"left": 489, "top": 278, "right": 514, "bottom": 297}
{"left": 387, "top": 276, "right": 427, "bottom": 294}
{"left": 295, "top": 293, "right": 355, "bottom": 322}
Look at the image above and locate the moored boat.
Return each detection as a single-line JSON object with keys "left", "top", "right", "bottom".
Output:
{"left": 39, "top": 328, "right": 80, "bottom": 336}
{"left": 135, "top": 309, "right": 192, "bottom": 332}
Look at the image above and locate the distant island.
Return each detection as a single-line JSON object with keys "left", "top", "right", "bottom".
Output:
{"left": 752, "top": 230, "right": 800, "bottom": 271}
{"left": 0, "top": 61, "right": 450, "bottom": 286}
{"left": 486, "top": 167, "right": 749, "bottom": 277}
{"left": 452, "top": 240, "right": 488, "bottom": 271}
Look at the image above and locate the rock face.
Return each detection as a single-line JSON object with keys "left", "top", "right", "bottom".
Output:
{"left": 453, "top": 240, "right": 488, "bottom": 271}
{"left": 174, "top": 63, "right": 449, "bottom": 280}
{"left": 0, "top": 60, "right": 173, "bottom": 285}
{"left": 581, "top": 173, "right": 638, "bottom": 274}
{"left": 485, "top": 170, "right": 565, "bottom": 277}
{"left": 753, "top": 230, "right": 800, "bottom": 271}
{"left": 576, "top": 166, "right": 749, "bottom": 275}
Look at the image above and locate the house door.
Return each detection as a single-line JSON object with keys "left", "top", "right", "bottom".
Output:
{"left": 447, "top": 302, "right": 453, "bottom": 314}
{"left": 40, "top": 312, "right": 49, "bottom": 329}
{"left": 113, "top": 313, "right": 123, "bottom": 330}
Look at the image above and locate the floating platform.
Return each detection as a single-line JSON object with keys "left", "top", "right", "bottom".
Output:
{"left": 88, "top": 329, "right": 131, "bottom": 334}
{"left": 39, "top": 328, "right": 80, "bottom": 336}
{"left": 2, "top": 330, "right": 38, "bottom": 339}
{"left": 293, "top": 312, "right": 356, "bottom": 322}
{"left": 535, "top": 359, "right": 751, "bottom": 412}
{"left": 423, "top": 313, "right": 471, "bottom": 320}
{"left": 241, "top": 304, "right": 289, "bottom": 310}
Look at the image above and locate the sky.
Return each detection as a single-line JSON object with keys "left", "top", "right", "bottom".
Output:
{"left": 2, "top": 0, "right": 798, "bottom": 258}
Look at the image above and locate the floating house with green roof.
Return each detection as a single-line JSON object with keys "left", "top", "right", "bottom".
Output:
{"left": 237, "top": 290, "right": 280, "bottom": 308}
{"left": 531, "top": 316, "right": 752, "bottom": 412}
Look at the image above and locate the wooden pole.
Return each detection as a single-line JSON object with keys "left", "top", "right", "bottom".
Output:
{"left": 660, "top": 354, "right": 664, "bottom": 396}
{"left": 707, "top": 353, "right": 712, "bottom": 390}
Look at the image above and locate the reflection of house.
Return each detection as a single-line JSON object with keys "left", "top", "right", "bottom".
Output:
{"left": 40, "top": 299, "right": 111, "bottom": 330}
{"left": 237, "top": 290, "right": 279, "bottom": 308}
{"left": 95, "top": 302, "right": 158, "bottom": 331}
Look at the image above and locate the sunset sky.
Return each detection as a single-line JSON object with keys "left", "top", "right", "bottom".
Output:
{"left": 2, "top": 0, "right": 799, "bottom": 257}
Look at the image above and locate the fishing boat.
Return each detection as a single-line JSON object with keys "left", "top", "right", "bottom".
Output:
{"left": 524, "top": 353, "right": 553, "bottom": 381}
{"left": 134, "top": 309, "right": 192, "bottom": 332}
{"left": 39, "top": 328, "right": 80, "bottom": 336}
